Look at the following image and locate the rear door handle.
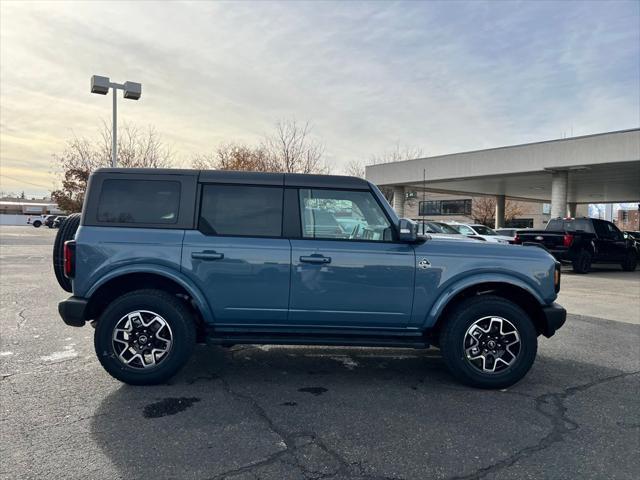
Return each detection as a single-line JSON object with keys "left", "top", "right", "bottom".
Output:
{"left": 300, "top": 255, "right": 331, "bottom": 264}
{"left": 192, "top": 251, "right": 224, "bottom": 261}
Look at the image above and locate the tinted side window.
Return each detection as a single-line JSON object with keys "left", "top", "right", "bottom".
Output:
{"left": 595, "top": 220, "right": 621, "bottom": 238}
{"left": 199, "top": 185, "right": 283, "bottom": 237}
{"left": 592, "top": 220, "right": 609, "bottom": 237}
{"left": 298, "top": 189, "right": 392, "bottom": 241}
{"left": 97, "top": 180, "right": 181, "bottom": 224}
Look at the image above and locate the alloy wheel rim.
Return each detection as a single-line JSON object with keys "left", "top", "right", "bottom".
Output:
{"left": 463, "top": 316, "right": 521, "bottom": 374}
{"left": 112, "top": 310, "right": 173, "bottom": 369}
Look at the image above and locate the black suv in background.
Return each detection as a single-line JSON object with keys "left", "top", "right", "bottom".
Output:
{"left": 44, "top": 215, "right": 58, "bottom": 228}
{"left": 516, "top": 217, "right": 637, "bottom": 273}
{"left": 52, "top": 216, "right": 67, "bottom": 228}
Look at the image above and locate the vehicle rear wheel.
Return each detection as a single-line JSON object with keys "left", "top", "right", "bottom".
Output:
{"left": 572, "top": 249, "right": 592, "bottom": 274}
{"left": 52, "top": 213, "right": 81, "bottom": 292}
{"left": 439, "top": 295, "right": 538, "bottom": 389}
{"left": 94, "top": 289, "right": 196, "bottom": 385}
{"left": 621, "top": 250, "right": 637, "bottom": 272}
{"left": 33, "top": 220, "right": 42, "bottom": 228}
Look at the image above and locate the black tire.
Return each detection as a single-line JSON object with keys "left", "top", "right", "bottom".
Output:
{"left": 621, "top": 250, "right": 637, "bottom": 272}
{"left": 571, "top": 249, "right": 592, "bottom": 274}
{"left": 52, "top": 213, "right": 81, "bottom": 292}
{"left": 439, "top": 295, "right": 538, "bottom": 389}
{"left": 33, "top": 220, "right": 42, "bottom": 228}
{"left": 94, "top": 289, "right": 196, "bottom": 385}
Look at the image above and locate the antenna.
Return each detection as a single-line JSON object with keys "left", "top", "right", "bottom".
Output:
{"left": 422, "top": 168, "right": 426, "bottom": 224}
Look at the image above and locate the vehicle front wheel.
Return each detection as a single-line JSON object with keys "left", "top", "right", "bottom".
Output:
{"left": 33, "top": 221, "right": 41, "bottom": 228}
{"left": 621, "top": 251, "right": 637, "bottom": 272}
{"left": 94, "top": 289, "right": 196, "bottom": 385}
{"left": 572, "top": 249, "right": 592, "bottom": 274}
{"left": 439, "top": 295, "right": 538, "bottom": 389}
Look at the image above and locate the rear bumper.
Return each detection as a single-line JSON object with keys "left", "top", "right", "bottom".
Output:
{"left": 522, "top": 243, "right": 574, "bottom": 263}
{"left": 58, "top": 296, "right": 88, "bottom": 327}
{"left": 547, "top": 250, "right": 574, "bottom": 263}
{"left": 541, "top": 302, "right": 567, "bottom": 338}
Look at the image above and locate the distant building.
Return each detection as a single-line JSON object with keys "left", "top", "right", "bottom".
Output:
{"left": 0, "top": 197, "right": 63, "bottom": 225}
{"left": 617, "top": 207, "right": 640, "bottom": 231}
{"left": 367, "top": 129, "right": 640, "bottom": 229}
{"left": 0, "top": 197, "right": 62, "bottom": 214}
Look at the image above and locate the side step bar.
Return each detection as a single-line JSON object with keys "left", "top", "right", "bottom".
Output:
{"left": 205, "top": 332, "right": 430, "bottom": 349}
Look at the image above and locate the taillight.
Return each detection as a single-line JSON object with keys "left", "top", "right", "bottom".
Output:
{"left": 64, "top": 240, "right": 76, "bottom": 278}
{"left": 563, "top": 234, "right": 574, "bottom": 247}
{"left": 513, "top": 234, "right": 521, "bottom": 244}
{"left": 554, "top": 262, "right": 561, "bottom": 292}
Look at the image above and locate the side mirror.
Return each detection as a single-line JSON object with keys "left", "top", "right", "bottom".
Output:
{"left": 398, "top": 218, "right": 418, "bottom": 243}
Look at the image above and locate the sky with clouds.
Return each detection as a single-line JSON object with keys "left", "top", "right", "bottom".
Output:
{"left": 1, "top": 0, "right": 638, "bottom": 196}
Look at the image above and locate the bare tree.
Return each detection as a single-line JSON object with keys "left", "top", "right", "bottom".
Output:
{"left": 193, "top": 119, "right": 329, "bottom": 174}
{"left": 370, "top": 143, "right": 424, "bottom": 165}
{"left": 472, "top": 197, "right": 524, "bottom": 226}
{"left": 193, "top": 143, "right": 275, "bottom": 172}
{"left": 98, "top": 123, "right": 174, "bottom": 168}
{"left": 344, "top": 160, "right": 366, "bottom": 178}
{"left": 505, "top": 201, "right": 525, "bottom": 223}
{"left": 263, "top": 120, "right": 328, "bottom": 174}
{"left": 51, "top": 123, "right": 174, "bottom": 212}
{"left": 471, "top": 197, "right": 495, "bottom": 226}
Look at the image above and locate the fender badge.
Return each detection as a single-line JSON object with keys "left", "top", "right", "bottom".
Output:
{"left": 418, "top": 258, "right": 431, "bottom": 269}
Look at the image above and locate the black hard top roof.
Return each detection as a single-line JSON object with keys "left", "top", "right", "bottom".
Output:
{"left": 95, "top": 168, "right": 198, "bottom": 176}
{"left": 94, "top": 168, "right": 370, "bottom": 189}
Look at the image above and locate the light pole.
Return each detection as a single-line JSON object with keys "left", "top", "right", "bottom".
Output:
{"left": 90, "top": 75, "right": 142, "bottom": 167}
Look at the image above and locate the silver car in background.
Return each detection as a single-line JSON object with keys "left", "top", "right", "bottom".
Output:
{"left": 447, "top": 222, "right": 512, "bottom": 244}
{"left": 415, "top": 221, "right": 482, "bottom": 242}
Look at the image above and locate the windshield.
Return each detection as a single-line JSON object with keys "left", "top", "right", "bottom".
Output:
{"left": 472, "top": 225, "right": 497, "bottom": 235}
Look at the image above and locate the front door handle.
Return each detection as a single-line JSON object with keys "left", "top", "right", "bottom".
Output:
{"left": 192, "top": 251, "right": 224, "bottom": 261}
{"left": 300, "top": 255, "right": 331, "bottom": 264}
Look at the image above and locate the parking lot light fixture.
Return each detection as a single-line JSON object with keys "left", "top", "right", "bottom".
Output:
{"left": 90, "top": 75, "right": 142, "bottom": 167}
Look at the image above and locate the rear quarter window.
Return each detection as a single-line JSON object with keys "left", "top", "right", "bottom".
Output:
{"left": 97, "top": 180, "right": 181, "bottom": 224}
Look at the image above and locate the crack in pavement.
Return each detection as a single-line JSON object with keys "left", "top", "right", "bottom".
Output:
{"left": 208, "top": 376, "right": 404, "bottom": 480}
{"left": 16, "top": 309, "right": 27, "bottom": 329}
{"left": 446, "top": 370, "right": 640, "bottom": 480}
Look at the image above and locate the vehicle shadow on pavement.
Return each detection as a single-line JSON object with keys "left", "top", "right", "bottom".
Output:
{"left": 89, "top": 345, "right": 639, "bottom": 480}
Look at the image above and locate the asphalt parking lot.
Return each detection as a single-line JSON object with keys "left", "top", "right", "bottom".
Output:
{"left": 1, "top": 225, "right": 638, "bottom": 480}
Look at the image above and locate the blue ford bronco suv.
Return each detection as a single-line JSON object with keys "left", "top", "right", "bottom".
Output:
{"left": 55, "top": 168, "right": 566, "bottom": 388}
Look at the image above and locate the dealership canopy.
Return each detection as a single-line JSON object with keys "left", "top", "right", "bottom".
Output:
{"left": 366, "top": 128, "right": 640, "bottom": 224}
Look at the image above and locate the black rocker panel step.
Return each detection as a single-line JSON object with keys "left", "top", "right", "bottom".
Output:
{"left": 205, "top": 331, "right": 429, "bottom": 349}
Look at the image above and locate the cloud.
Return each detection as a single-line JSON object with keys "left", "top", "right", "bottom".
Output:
{"left": 0, "top": 0, "right": 638, "bottom": 195}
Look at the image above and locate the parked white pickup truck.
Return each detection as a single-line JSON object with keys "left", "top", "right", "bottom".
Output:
{"left": 28, "top": 215, "right": 53, "bottom": 228}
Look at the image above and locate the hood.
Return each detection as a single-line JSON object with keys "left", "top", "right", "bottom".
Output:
{"left": 416, "top": 236, "right": 556, "bottom": 263}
